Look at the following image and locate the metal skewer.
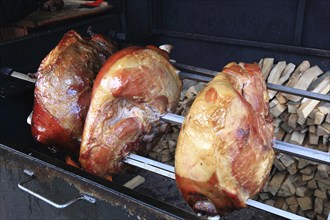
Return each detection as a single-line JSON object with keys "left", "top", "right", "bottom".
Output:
{"left": 161, "top": 113, "right": 330, "bottom": 164}
{"left": 177, "top": 69, "right": 330, "bottom": 102}
{"left": 7, "top": 67, "right": 330, "bottom": 102}
{"left": 26, "top": 111, "right": 329, "bottom": 164}
{"left": 123, "top": 153, "right": 308, "bottom": 220}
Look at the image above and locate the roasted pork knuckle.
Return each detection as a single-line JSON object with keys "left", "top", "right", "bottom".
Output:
{"left": 175, "top": 62, "right": 275, "bottom": 216}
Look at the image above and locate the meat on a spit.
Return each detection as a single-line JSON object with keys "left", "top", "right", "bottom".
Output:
{"left": 31, "top": 30, "right": 117, "bottom": 153}
{"left": 175, "top": 62, "right": 275, "bottom": 216}
{"left": 79, "top": 46, "right": 182, "bottom": 177}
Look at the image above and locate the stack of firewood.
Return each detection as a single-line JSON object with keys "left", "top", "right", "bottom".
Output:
{"left": 257, "top": 59, "right": 329, "bottom": 219}
{"left": 148, "top": 61, "right": 329, "bottom": 219}
{"left": 259, "top": 58, "right": 329, "bottom": 152}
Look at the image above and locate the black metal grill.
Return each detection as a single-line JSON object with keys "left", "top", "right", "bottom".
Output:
{"left": 8, "top": 60, "right": 330, "bottom": 219}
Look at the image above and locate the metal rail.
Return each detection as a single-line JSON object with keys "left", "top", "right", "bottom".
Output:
{"left": 26, "top": 112, "right": 330, "bottom": 165}
{"left": 124, "top": 154, "right": 308, "bottom": 220}
{"left": 176, "top": 63, "right": 330, "bottom": 102}
{"left": 8, "top": 67, "right": 330, "bottom": 102}
{"left": 161, "top": 113, "right": 330, "bottom": 165}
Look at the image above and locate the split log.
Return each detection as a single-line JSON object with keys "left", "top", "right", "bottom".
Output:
{"left": 284, "top": 65, "right": 322, "bottom": 102}
{"left": 281, "top": 122, "right": 294, "bottom": 133}
{"left": 287, "top": 101, "right": 300, "bottom": 113}
{"left": 296, "top": 186, "right": 313, "bottom": 197}
{"left": 267, "top": 61, "right": 286, "bottom": 99}
{"left": 274, "top": 127, "right": 285, "bottom": 140}
{"left": 278, "top": 63, "right": 296, "bottom": 85}
{"left": 316, "top": 125, "right": 330, "bottom": 136}
{"left": 285, "top": 60, "right": 310, "bottom": 88}
{"left": 286, "top": 162, "right": 298, "bottom": 175}
{"left": 309, "top": 133, "right": 319, "bottom": 145}
{"left": 277, "top": 174, "right": 296, "bottom": 197}
{"left": 314, "top": 111, "right": 326, "bottom": 125}
{"left": 309, "top": 109, "right": 318, "bottom": 120}
{"left": 306, "top": 118, "right": 314, "bottom": 126}
{"left": 269, "top": 98, "right": 279, "bottom": 108}
{"left": 309, "top": 125, "right": 316, "bottom": 134}
{"left": 279, "top": 155, "right": 295, "bottom": 167}
{"left": 273, "top": 157, "right": 286, "bottom": 171}
{"left": 314, "top": 198, "right": 323, "bottom": 215}
{"left": 288, "top": 114, "right": 298, "bottom": 129}
{"left": 297, "top": 75, "right": 330, "bottom": 120}
{"left": 308, "top": 71, "right": 330, "bottom": 91}
{"left": 314, "top": 189, "right": 327, "bottom": 199}
{"left": 289, "top": 204, "right": 299, "bottom": 213}
{"left": 275, "top": 93, "right": 288, "bottom": 104}
{"left": 307, "top": 179, "right": 317, "bottom": 189}
{"left": 317, "top": 164, "right": 329, "bottom": 179}
{"left": 274, "top": 197, "right": 288, "bottom": 210}
{"left": 290, "top": 131, "right": 306, "bottom": 145}
{"left": 273, "top": 117, "right": 282, "bottom": 127}
{"left": 158, "top": 149, "right": 173, "bottom": 162}
{"left": 268, "top": 171, "right": 287, "bottom": 196}
{"left": 317, "top": 102, "right": 330, "bottom": 115}
{"left": 270, "top": 103, "right": 287, "bottom": 117}
{"left": 261, "top": 58, "right": 274, "bottom": 80}
{"left": 258, "top": 192, "right": 270, "bottom": 200}
{"left": 322, "top": 122, "right": 330, "bottom": 131}
{"left": 123, "top": 175, "right": 145, "bottom": 189}
{"left": 326, "top": 113, "right": 330, "bottom": 123}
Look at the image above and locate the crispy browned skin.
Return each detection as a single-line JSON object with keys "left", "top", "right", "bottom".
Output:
{"left": 31, "top": 30, "right": 117, "bottom": 153}
{"left": 175, "top": 62, "right": 274, "bottom": 216}
{"left": 79, "top": 46, "right": 182, "bottom": 177}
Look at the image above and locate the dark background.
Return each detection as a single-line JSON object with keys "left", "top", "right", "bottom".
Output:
{"left": 0, "top": 0, "right": 329, "bottom": 73}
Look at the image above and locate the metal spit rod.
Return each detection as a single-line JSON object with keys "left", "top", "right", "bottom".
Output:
{"left": 176, "top": 64, "right": 330, "bottom": 102}
{"left": 124, "top": 154, "right": 308, "bottom": 220}
{"left": 161, "top": 113, "right": 330, "bottom": 164}
{"left": 26, "top": 111, "right": 329, "bottom": 165}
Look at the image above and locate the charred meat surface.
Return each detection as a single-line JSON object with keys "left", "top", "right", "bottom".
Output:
{"left": 175, "top": 62, "right": 274, "bottom": 216}
{"left": 79, "top": 46, "right": 182, "bottom": 177}
{"left": 31, "top": 30, "right": 117, "bottom": 153}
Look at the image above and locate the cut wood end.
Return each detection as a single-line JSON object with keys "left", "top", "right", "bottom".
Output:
{"left": 123, "top": 175, "right": 145, "bottom": 189}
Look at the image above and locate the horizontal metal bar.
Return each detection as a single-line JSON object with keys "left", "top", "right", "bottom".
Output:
{"left": 8, "top": 65, "right": 330, "bottom": 102}
{"left": 10, "top": 71, "right": 36, "bottom": 83}
{"left": 245, "top": 200, "right": 308, "bottom": 220}
{"left": 152, "top": 29, "right": 330, "bottom": 58}
{"left": 176, "top": 63, "right": 330, "bottom": 102}
{"left": 128, "top": 154, "right": 175, "bottom": 173}
{"left": 124, "top": 154, "right": 307, "bottom": 219}
{"left": 161, "top": 113, "right": 330, "bottom": 164}
{"left": 266, "top": 83, "right": 330, "bottom": 102}
{"left": 178, "top": 71, "right": 213, "bottom": 83}
{"left": 174, "top": 63, "right": 218, "bottom": 76}
{"left": 26, "top": 111, "right": 329, "bottom": 164}
{"left": 161, "top": 112, "right": 184, "bottom": 125}
{"left": 123, "top": 154, "right": 175, "bottom": 179}
{"left": 273, "top": 140, "right": 330, "bottom": 164}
